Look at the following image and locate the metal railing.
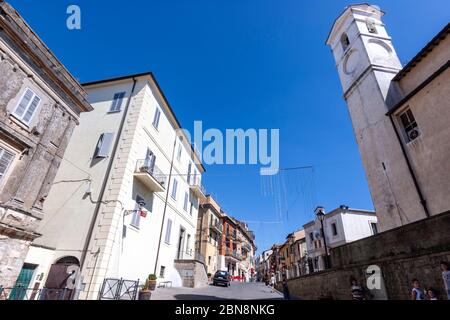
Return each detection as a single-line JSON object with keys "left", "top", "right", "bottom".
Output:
{"left": 188, "top": 174, "right": 206, "bottom": 195}
{"left": 210, "top": 221, "right": 223, "bottom": 233}
{"left": 135, "top": 160, "right": 167, "bottom": 187}
{"left": 0, "top": 286, "right": 73, "bottom": 300}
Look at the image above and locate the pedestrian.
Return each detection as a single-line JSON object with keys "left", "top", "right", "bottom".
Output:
{"left": 411, "top": 278, "right": 425, "bottom": 300}
{"left": 440, "top": 261, "right": 450, "bottom": 300}
{"left": 282, "top": 275, "right": 290, "bottom": 300}
{"left": 270, "top": 273, "right": 276, "bottom": 293}
{"left": 350, "top": 277, "right": 365, "bottom": 300}
{"left": 426, "top": 288, "right": 439, "bottom": 300}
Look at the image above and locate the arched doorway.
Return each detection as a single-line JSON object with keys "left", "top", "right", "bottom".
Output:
{"left": 42, "top": 256, "right": 80, "bottom": 300}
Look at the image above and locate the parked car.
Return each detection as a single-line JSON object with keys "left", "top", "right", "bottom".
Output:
{"left": 212, "top": 271, "right": 231, "bottom": 287}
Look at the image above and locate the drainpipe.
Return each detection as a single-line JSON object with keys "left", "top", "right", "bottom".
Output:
{"left": 388, "top": 116, "right": 430, "bottom": 218}
{"left": 153, "top": 132, "right": 179, "bottom": 275}
{"left": 79, "top": 78, "right": 138, "bottom": 293}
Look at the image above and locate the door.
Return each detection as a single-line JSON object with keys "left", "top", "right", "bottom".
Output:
{"left": 9, "top": 264, "right": 36, "bottom": 300}
{"left": 144, "top": 149, "right": 156, "bottom": 172}
{"left": 177, "top": 228, "right": 186, "bottom": 259}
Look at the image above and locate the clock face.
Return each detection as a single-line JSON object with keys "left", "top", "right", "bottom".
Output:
{"left": 343, "top": 49, "right": 360, "bottom": 75}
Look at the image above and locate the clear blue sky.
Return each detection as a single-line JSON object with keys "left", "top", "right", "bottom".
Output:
{"left": 11, "top": 0, "right": 449, "bottom": 253}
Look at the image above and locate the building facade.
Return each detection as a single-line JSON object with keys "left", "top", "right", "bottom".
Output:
{"left": 326, "top": 4, "right": 450, "bottom": 231}
{"left": 257, "top": 249, "right": 272, "bottom": 281}
{"left": 285, "top": 230, "right": 307, "bottom": 278}
{"left": 23, "top": 72, "right": 206, "bottom": 299}
{"left": 196, "top": 195, "right": 222, "bottom": 275}
{"left": 0, "top": 2, "right": 92, "bottom": 290}
{"left": 304, "top": 206, "right": 378, "bottom": 272}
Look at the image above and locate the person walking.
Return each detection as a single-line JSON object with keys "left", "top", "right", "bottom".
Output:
{"left": 440, "top": 261, "right": 450, "bottom": 300}
{"left": 350, "top": 277, "right": 366, "bottom": 300}
{"left": 427, "top": 288, "right": 439, "bottom": 300}
{"left": 282, "top": 275, "right": 291, "bottom": 300}
{"left": 411, "top": 279, "right": 425, "bottom": 300}
{"left": 270, "top": 273, "right": 276, "bottom": 293}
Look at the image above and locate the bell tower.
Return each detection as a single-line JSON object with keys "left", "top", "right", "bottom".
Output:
{"left": 326, "top": 4, "right": 427, "bottom": 231}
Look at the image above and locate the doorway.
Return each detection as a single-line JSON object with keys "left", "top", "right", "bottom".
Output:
{"left": 177, "top": 227, "right": 186, "bottom": 259}
{"left": 9, "top": 263, "right": 37, "bottom": 300}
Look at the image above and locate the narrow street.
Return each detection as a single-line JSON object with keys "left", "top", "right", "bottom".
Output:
{"left": 152, "top": 282, "right": 283, "bottom": 300}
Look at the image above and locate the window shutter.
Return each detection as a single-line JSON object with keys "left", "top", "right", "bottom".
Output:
{"left": 95, "top": 133, "right": 114, "bottom": 158}
{"left": 22, "top": 96, "right": 41, "bottom": 123}
{"left": 110, "top": 92, "right": 125, "bottom": 112}
{"left": 14, "top": 89, "right": 33, "bottom": 118}
{"left": 183, "top": 192, "right": 189, "bottom": 211}
{"left": 171, "top": 179, "right": 178, "bottom": 199}
{"left": 153, "top": 108, "right": 161, "bottom": 128}
{"left": 0, "top": 147, "right": 15, "bottom": 181}
{"left": 165, "top": 219, "right": 173, "bottom": 243}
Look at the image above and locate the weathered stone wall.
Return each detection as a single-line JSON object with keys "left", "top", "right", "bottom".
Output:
{"left": 174, "top": 260, "right": 208, "bottom": 288}
{"left": 279, "top": 211, "right": 450, "bottom": 300}
{"left": 0, "top": 4, "right": 87, "bottom": 289}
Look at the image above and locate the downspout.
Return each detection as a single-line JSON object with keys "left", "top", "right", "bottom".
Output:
{"left": 388, "top": 116, "right": 430, "bottom": 218}
{"left": 79, "top": 78, "right": 138, "bottom": 281}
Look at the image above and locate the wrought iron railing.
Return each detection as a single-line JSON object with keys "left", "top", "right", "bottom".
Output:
{"left": 188, "top": 174, "right": 206, "bottom": 195}
{"left": 0, "top": 286, "right": 73, "bottom": 300}
{"left": 135, "top": 160, "right": 167, "bottom": 187}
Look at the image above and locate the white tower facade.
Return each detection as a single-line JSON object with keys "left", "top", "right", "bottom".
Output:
{"left": 326, "top": 4, "right": 428, "bottom": 231}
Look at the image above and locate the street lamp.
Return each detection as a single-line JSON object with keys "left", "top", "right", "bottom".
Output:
{"left": 315, "top": 206, "right": 330, "bottom": 269}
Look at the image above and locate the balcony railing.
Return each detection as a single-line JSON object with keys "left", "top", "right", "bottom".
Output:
{"left": 225, "top": 249, "right": 243, "bottom": 261}
{"left": 188, "top": 174, "right": 206, "bottom": 199}
{"left": 210, "top": 221, "right": 223, "bottom": 233}
{"left": 134, "top": 160, "right": 166, "bottom": 192}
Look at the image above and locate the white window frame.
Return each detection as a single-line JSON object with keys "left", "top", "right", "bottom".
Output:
{"left": 171, "top": 178, "right": 178, "bottom": 200}
{"left": 109, "top": 92, "right": 126, "bottom": 113}
{"left": 164, "top": 219, "right": 173, "bottom": 244}
{"left": 152, "top": 107, "right": 161, "bottom": 130}
{"left": 183, "top": 192, "right": 189, "bottom": 212}
{"left": 12, "top": 88, "right": 41, "bottom": 126}
{"left": 0, "top": 143, "right": 16, "bottom": 185}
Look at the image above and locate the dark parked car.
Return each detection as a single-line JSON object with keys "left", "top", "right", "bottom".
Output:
{"left": 213, "top": 271, "right": 231, "bottom": 287}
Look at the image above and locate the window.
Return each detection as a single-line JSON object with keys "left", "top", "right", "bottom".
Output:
{"left": 186, "top": 234, "right": 191, "bottom": 254}
{"left": 399, "top": 108, "right": 420, "bottom": 142}
{"left": 131, "top": 195, "right": 145, "bottom": 228}
{"left": 171, "top": 179, "right": 178, "bottom": 200}
{"left": 371, "top": 222, "right": 379, "bottom": 235}
{"left": 309, "top": 232, "right": 314, "bottom": 243}
{"left": 143, "top": 149, "right": 156, "bottom": 172}
{"left": 0, "top": 146, "right": 15, "bottom": 183}
{"left": 190, "top": 201, "right": 194, "bottom": 215}
{"left": 183, "top": 192, "right": 189, "bottom": 211}
{"left": 331, "top": 223, "right": 338, "bottom": 236}
{"left": 187, "top": 162, "right": 192, "bottom": 184}
{"left": 176, "top": 142, "right": 182, "bottom": 162}
{"left": 208, "top": 256, "right": 212, "bottom": 266}
{"left": 159, "top": 266, "right": 166, "bottom": 278}
{"left": 94, "top": 133, "right": 114, "bottom": 158}
{"left": 152, "top": 107, "right": 161, "bottom": 129}
{"left": 109, "top": 92, "right": 125, "bottom": 112}
{"left": 341, "top": 33, "right": 350, "bottom": 51}
{"left": 164, "top": 219, "right": 173, "bottom": 244}
{"left": 13, "top": 88, "right": 41, "bottom": 125}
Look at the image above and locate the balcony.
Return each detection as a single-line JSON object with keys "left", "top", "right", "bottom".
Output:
{"left": 210, "top": 221, "right": 223, "bottom": 234}
{"left": 225, "top": 232, "right": 237, "bottom": 241}
{"left": 134, "top": 160, "right": 166, "bottom": 192}
{"left": 188, "top": 175, "right": 206, "bottom": 200}
{"left": 242, "top": 243, "right": 252, "bottom": 252}
{"left": 225, "top": 249, "right": 243, "bottom": 261}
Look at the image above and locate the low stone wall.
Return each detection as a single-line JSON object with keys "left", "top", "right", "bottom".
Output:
{"left": 174, "top": 259, "right": 208, "bottom": 288}
{"left": 280, "top": 211, "right": 450, "bottom": 300}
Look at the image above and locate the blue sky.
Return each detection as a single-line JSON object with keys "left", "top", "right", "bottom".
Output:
{"left": 11, "top": 0, "right": 449, "bottom": 253}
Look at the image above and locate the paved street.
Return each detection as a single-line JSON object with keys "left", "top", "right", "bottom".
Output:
{"left": 152, "top": 282, "right": 284, "bottom": 300}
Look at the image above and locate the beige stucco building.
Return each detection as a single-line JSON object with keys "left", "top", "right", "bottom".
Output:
{"left": 327, "top": 4, "right": 450, "bottom": 231}
{"left": 23, "top": 72, "right": 206, "bottom": 299}
{"left": 0, "top": 2, "right": 92, "bottom": 291}
{"left": 196, "top": 195, "right": 223, "bottom": 275}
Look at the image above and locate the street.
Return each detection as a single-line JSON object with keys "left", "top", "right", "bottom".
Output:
{"left": 152, "top": 282, "right": 283, "bottom": 300}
